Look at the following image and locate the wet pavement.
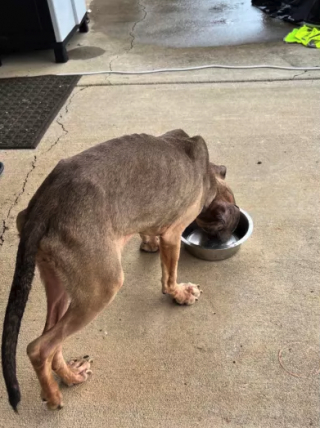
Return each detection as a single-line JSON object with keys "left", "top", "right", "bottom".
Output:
{"left": 91, "top": 0, "right": 294, "bottom": 47}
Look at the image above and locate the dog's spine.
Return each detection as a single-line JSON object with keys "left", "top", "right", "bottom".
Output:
{"left": 1, "top": 220, "right": 44, "bottom": 412}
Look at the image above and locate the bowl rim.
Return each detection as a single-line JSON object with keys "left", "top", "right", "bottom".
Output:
{"left": 181, "top": 208, "right": 254, "bottom": 251}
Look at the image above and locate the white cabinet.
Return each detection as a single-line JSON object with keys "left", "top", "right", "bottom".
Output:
{"left": 48, "top": 0, "right": 88, "bottom": 62}
{"left": 72, "top": 0, "right": 87, "bottom": 25}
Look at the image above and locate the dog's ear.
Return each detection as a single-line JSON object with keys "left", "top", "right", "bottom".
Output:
{"left": 218, "top": 165, "right": 227, "bottom": 179}
{"left": 209, "top": 163, "right": 227, "bottom": 179}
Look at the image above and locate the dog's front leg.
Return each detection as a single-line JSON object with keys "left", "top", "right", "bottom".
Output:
{"left": 159, "top": 229, "right": 202, "bottom": 305}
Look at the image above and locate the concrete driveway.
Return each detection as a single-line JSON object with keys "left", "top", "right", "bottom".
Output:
{"left": 0, "top": 1, "right": 320, "bottom": 427}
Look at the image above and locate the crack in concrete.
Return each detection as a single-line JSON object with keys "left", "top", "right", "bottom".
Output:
{"left": 109, "top": 55, "right": 119, "bottom": 72}
{"left": 107, "top": 1, "right": 147, "bottom": 71}
{"left": 56, "top": 117, "right": 68, "bottom": 134}
{"left": 65, "top": 86, "right": 87, "bottom": 113}
{"left": 0, "top": 155, "right": 37, "bottom": 247}
{"left": 45, "top": 116, "right": 68, "bottom": 154}
{"left": 293, "top": 70, "right": 308, "bottom": 79}
{"left": 0, "top": 86, "right": 87, "bottom": 247}
{"left": 128, "top": 0, "right": 147, "bottom": 52}
{"left": 46, "top": 87, "right": 86, "bottom": 153}
{"left": 77, "top": 76, "right": 319, "bottom": 88}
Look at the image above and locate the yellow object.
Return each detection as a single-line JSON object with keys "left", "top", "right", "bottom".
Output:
{"left": 284, "top": 25, "right": 320, "bottom": 48}
{"left": 284, "top": 28, "right": 300, "bottom": 43}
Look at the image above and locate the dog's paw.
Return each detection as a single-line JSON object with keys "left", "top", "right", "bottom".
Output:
{"left": 173, "top": 283, "right": 202, "bottom": 305}
{"left": 64, "top": 355, "right": 93, "bottom": 386}
{"left": 41, "top": 388, "right": 64, "bottom": 410}
{"left": 140, "top": 240, "right": 159, "bottom": 253}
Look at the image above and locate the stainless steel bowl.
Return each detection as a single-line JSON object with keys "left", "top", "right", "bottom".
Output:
{"left": 181, "top": 209, "right": 253, "bottom": 261}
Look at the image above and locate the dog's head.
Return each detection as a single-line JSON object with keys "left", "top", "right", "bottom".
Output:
{"left": 196, "top": 163, "right": 240, "bottom": 243}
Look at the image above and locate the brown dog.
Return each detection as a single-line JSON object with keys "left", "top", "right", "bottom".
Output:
{"left": 2, "top": 129, "right": 239, "bottom": 412}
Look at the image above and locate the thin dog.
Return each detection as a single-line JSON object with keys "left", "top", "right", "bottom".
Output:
{"left": 1, "top": 129, "right": 239, "bottom": 411}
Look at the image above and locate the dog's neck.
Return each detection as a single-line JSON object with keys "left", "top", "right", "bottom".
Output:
{"left": 215, "top": 177, "right": 236, "bottom": 204}
{"left": 203, "top": 176, "right": 235, "bottom": 211}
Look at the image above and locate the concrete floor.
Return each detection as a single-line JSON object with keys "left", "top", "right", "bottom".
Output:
{"left": 1, "top": 0, "right": 320, "bottom": 427}
{"left": 91, "top": 0, "right": 294, "bottom": 48}
{"left": 1, "top": 0, "right": 320, "bottom": 79}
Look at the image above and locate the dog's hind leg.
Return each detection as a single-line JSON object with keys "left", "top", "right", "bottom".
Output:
{"left": 38, "top": 259, "right": 91, "bottom": 390}
{"left": 28, "top": 244, "right": 123, "bottom": 410}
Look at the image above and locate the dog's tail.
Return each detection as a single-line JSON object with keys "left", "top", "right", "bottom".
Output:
{"left": 1, "top": 218, "right": 44, "bottom": 412}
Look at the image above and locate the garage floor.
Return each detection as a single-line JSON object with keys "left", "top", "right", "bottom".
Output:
{"left": 91, "top": 0, "right": 293, "bottom": 48}
{"left": 0, "top": 1, "right": 320, "bottom": 427}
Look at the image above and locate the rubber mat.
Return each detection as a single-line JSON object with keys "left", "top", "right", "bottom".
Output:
{"left": 0, "top": 75, "right": 80, "bottom": 149}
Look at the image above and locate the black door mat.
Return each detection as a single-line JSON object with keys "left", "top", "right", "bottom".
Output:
{"left": 0, "top": 75, "right": 80, "bottom": 149}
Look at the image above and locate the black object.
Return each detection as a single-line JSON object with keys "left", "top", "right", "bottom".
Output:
{"left": 252, "top": 0, "right": 320, "bottom": 25}
{"left": 52, "top": 14, "right": 89, "bottom": 64}
{"left": 0, "top": 1, "right": 89, "bottom": 64}
{"left": 0, "top": 162, "right": 4, "bottom": 176}
{"left": 0, "top": 75, "right": 80, "bottom": 150}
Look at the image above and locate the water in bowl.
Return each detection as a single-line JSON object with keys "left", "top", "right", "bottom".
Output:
{"left": 186, "top": 227, "right": 239, "bottom": 250}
